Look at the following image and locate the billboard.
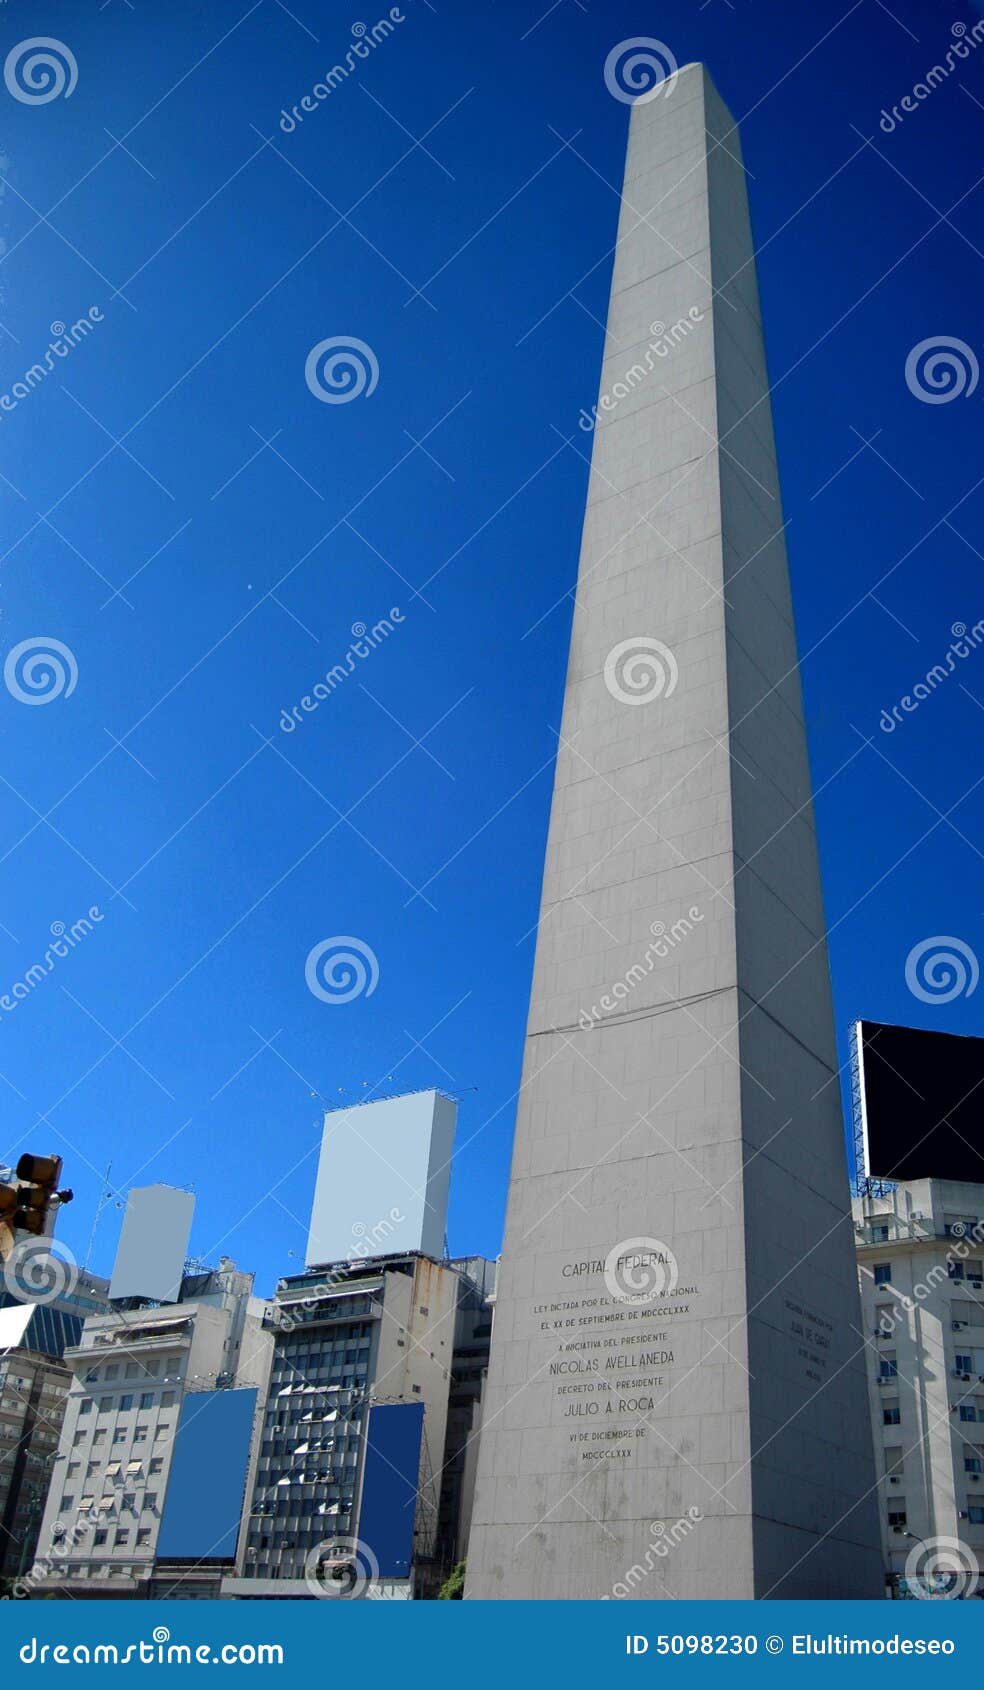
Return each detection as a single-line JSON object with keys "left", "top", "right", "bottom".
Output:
{"left": 305, "top": 1090, "right": 456, "bottom": 1268}
{"left": 157, "top": 1388, "right": 258, "bottom": 1561}
{"left": 855, "top": 1020, "right": 984, "bottom": 1183}
{"left": 109, "top": 1184, "right": 195, "bottom": 1303}
{"left": 358, "top": 1402, "right": 425, "bottom": 1579}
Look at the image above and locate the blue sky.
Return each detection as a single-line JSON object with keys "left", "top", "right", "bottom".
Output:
{"left": 0, "top": 0, "right": 981, "bottom": 1292}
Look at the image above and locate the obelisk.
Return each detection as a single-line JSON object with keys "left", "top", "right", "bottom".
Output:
{"left": 466, "top": 63, "right": 882, "bottom": 1599}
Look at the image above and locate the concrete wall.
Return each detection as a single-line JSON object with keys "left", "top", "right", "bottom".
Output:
{"left": 466, "top": 65, "right": 880, "bottom": 1600}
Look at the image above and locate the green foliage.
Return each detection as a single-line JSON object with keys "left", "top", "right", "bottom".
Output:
{"left": 438, "top": 1561, "right": 466, "bottom": 1600}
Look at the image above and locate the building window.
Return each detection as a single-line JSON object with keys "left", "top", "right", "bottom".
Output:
{"left": 871, "top": 1225, "right": 889, "bottom": 1242}
{"left": 139, "top": 1393, "right": 154, "bottom": 1410}
{"left": 104, "top": 1366, "right": 119, "bottom": 1381}
{"left": 125, "top": 1364, "right": 139, "bottom": 1380}
{"left": 93, "top": 1432, "right": 106, "bottom": 1446}
{"left": 874, "top": 1263, "right": 892, "bottom": 1286}
{"left": 960, "top": 1406, "right": 978, "bottom": 1422}
{"left": 965, "top": 1457, "right": 982, "bottom": 1474}
{"left": 79, "top": 1401, "right": 92, "bottom": 1416}
{"left": 119, "top": 1395, "right": 134, "bottom": 1412}
{"left": 888, "top": 1508, "right": 907, "bottom": 1529}
{"left": 59, "top": 1496, "right": 74, "bottom": 1511}
{"left": 93, "top": 1531, "right": 107, "bottom": 1547}
{"left": 154, "top": 1426, "right": 168, "bottom": 1441}
{"left": 879, "top": 1353, "right": 898, "bottom": 1379}
{"left": 73, "top": 1432, "right": 86, "bottom": 1447}
{"left": 113, "top": 1431, "right": 126, "bottom": 1445}
{"left": 950, "top": 1262, "right": 965, "bottom": 1280}
{"left": 136, "top": 1530, "right": 151, "bottom": 1546}
{"left": 115, "top": 1529, "right": 129, "bottom": 1546}
{"left": 161, "top": 1392, "right": 176, "bottom": 1408}
{"left": 969, "top": 1506, "right": 984, "bottom": 1525}
{"left": 883, "top": 1404, "right": 901, "bottom": 1425}
{"left": 145, "top": 1493, "right": 157, "bottom": 1511}
{"left": 957, "top": 1355, "right": 973, "bottom": 1374}
{"left": 98, "top": 1397, "right": 112, "bottom": 1412}
{"left": 149, "top": 1459, "right": 163, "bottom": 1475}
{"left": 133, "top": 1429, "right": 148, "bottom": 1443}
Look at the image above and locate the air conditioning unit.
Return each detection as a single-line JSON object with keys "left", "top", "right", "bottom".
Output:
{"left": 971, "top": 1280, "right": 983, "bottom": 1290}
{"left": 959, "top": 1511, "right": 970, "bottom": 1520}
{"left": 889, "top": 1476, "right": 901, "bottom": 1485}
{"left": 953, "top": 1321, "right": 969, "bottom": 1331}
{"left": 911, "top": 1211, "right": 924, "bottom": 1221}
{"left": 963, "top": 1373, "right": 973, "bottom": 1382}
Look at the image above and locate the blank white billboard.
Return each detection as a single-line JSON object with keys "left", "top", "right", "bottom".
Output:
{"left": 305, "top": 1090, "right": 456, "bottom": 1269}
{"left": 109, "top": 1185, "right": 195, "bottom": 1303}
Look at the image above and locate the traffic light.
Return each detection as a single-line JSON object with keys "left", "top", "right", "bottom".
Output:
{"left": 12, "top": 1153, "right": 68, "bottom": 1236}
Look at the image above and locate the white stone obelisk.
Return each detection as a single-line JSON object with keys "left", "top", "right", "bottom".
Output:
{"left": 466, "top": 63, "right": 882, "bottom": 1600}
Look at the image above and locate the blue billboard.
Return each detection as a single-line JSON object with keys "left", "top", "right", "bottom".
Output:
{"left": 358, "top": 1402, "right": 425, "bottom": 1579}
{"left": 157, "top": 1388, "right": 258, "bottom": 1561}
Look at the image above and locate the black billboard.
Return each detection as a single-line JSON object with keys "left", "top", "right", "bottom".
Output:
{"left": 856, "top": 1020, "right": 984, "bottom": 1183}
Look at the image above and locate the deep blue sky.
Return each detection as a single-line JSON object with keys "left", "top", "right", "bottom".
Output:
{"left": 0, "top": 0, "right": 981, "bottom": 1293}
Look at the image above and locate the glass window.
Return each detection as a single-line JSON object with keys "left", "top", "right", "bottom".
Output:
{"left": 139, "top": 1393, "right": 154, "bottom": 1410}
{"left": 59, "top": 1496, "right": 74, "bottom": 1511}
{"left": 136, "top": 1529, "right": 151, "bottom": 1546}
{"left": 119, "top": 1395, "right": 133, "bottom": 1412}
{"left": 965, "top": 1457, "right": 982, "bottom": 1474}
{"left": 125, "top": 1364, "right": 139, "bottom": 1380}
{"left": 98, "top": 1397, "right": 112, "bottom": 1411}
{"left": 134, "top": 1428, "right": 147, "bottom": 1443}
{"left": 79, "top": 1400, "right": 92, "bottom": 1416}
{"left": 93, "top": 1431, "right": 106, "bottom": 1446}
{"left": 114, "top": 1529, "right": 129, "bottom": 1546}
{"left": 161, "top": 1392, "right": 176, "bottom": 1408}
{"left": 104, "top": 1366, "right": 119, "bottom": 1381}
{"left": 93, "top": 1530, "right": 107, "bottom": 1547}
{"left": 145, "top": 1493, "right": 157, "bottom": 1510}
{"left": 887, "top": 1508, "right": 907, "bottom": 1528}
{"left": 149, "top": 1458, "right": 163, "bottom": 1475}
{"left": 968, "top": 1505, "right": 984, "bottom": 1524}
{"left": 113, "top": 1431, "right": 126, "bottom": 1445}
{"left": 957, "top": 1355, "right": 973, "bottom": 1373}
{"left": 874, "top": 1263, "right": 891, "bottom": 1285}
{"left": 879, "top": 1354, "right": 898, "bottom": 1379}
{"left": 883, "top": 1404, "right": 901, "bottom": 1425}
{"left": 960, "top": 1406, "right": 978, "bottom": 1422}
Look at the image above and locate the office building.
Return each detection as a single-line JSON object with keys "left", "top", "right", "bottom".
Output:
{"left": 29, "top": 1259, "right": 270, "bottom": 1597}
{"left": 235, "top": 1250, "right": 481, "bottom": 1598}
{"left": 0, "top": 1270, "right": 110, "bottom": 1588}
{"left": 855, "top": 1178, "right": 984, "bottom": 1598}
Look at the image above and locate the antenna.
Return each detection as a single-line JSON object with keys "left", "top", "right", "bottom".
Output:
{"left": 83, "top": 1162, "right": 122, "bottom": 1271}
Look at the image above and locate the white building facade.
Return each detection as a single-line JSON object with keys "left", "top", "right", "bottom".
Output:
{"left": 30, "top": 1261, "right": 269, "bottom": 1596}
{"left": 855, "top": 1178, "right": 984, "bottom": 1598}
